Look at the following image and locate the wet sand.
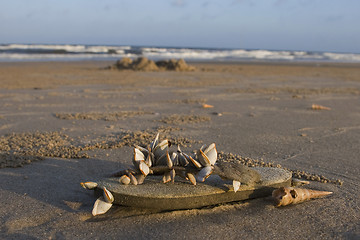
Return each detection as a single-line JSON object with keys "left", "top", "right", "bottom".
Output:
{"left": 0, "top": 61, "right": 359, "bottom": 239}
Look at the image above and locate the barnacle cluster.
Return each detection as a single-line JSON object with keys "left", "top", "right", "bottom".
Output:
{"left": 112, "top": 132, "right": 217, "bottom": 186}
{"left": 81, "top": 133, "right": 219, "bottom": 216}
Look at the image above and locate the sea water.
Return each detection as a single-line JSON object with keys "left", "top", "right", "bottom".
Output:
{"left": 1, "top": 43, "right": 360, "bottom": 63}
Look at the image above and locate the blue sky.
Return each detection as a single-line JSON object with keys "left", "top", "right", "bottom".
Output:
{"left": 1, "top": 0, "right": 360, "bottom": 53}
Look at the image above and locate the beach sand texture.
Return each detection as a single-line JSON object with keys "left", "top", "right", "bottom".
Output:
{"left": 0, "top": 61, "right": 359, "bottom": 239}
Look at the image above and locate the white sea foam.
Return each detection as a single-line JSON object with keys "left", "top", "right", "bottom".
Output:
{"left": 0, "top": 44, "right": 131, "bottom": 54}
{"left": 1, "top": 44, "right": 360, "bottom": 62}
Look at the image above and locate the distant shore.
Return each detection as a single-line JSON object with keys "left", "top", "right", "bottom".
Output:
{"left": 1, "top": 60, "right": 360, "bottom": 89}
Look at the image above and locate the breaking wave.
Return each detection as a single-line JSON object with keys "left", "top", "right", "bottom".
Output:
{"left": 1, "top": 44, "right": 360, "bottom": 63}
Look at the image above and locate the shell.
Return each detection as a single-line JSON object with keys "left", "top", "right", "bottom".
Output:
{"left": 157, "top": 151, "right": 173, "bottom": 168}
{"left": 163, "top": 171, "right": 171, "bottom": 183}
{"left": 134, "top": 145, "right": 149, "bottom": 155}
{"left": 183, "top": 152, "right": 202, "bottom": 169}
{"left": 233, "top": 180, "right": 241, "bottom": 193}
{"left": 202, "top": 103, "right": 214, "bottom": 108}
{"left": 145, "top": 150, "right": 153, "bottom": 167}
{"left": 150, "top": 132, "right": 160, "bottom": 151}
{"left": 272, "top": 187, "right": 333, "bottom": 207}
{"left": 291, "top": 178, "right": 310, "bottom": 187}
{"left": 186, "top": 172, "right": 197, "bottom": 185}
{"left": 136, "top": 174, "right": 146, "bottom": 185}
{"left": 196, "top": 166, "right": 213, "bottom": 182}
{"left": 133, "top": 148, "right": 145, "bottom": 166}
{"left": 198, "top": 143, "right": 217, "bottom": 166}
{"left": 170, "top": 169, "right": 176, "bottom": 183}
{"left": 198, "top": 149, "right": 211, "bottom": 167}
{"left": 202, "top": 143, "right": 217, "bottom": 165}
{"left": 103, "top": 187, "right": 114, "bottom": 203}
{"left": 153, "top": 139, "right": 169, "bottom": 159}
{"left": 92, "top": 197, "right": 113, "bottom": 216}
{"left": 311, "top": 104, "right": 331, "bottom": 110}
{"left": 80, "top": 181, "right": 98, "bottom": 190}
{"left": 128, "top": 172, "right": 138, "bottom": 185}
{"left": 171, "top": 152, "right": 179, "bottom": 166}
{"left": 177, "top": 146, "right": 189, "bottom": 166}
{"left": 119, "top": 175, "right": 131, "bottom": 185}
{"left": 139, "top": 160, "right": 150, "bottom": 176}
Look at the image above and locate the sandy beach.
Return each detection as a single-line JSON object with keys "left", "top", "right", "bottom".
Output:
{"left": 0, "top": 60, "right": 359, "bottom": 239}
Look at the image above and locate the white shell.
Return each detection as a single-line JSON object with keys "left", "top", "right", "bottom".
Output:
{"left": 145, "top": 150, "right": 153, "bottom": 167}
{"left": 186, "top": 172, "right": 196, "bottom": 185}
{"left": 103, "top": 187, "right": 114, "bottom": 203}
{"left": 119, "top": 175, "right": 131, "bottom": 185}
{"left": 183, "top": 153, "right": 202, "bottom": 169}
{"left": 150, "top": 132, "right": 160, "bottom": 151}
{"left": 171, "top": 152, "right": 179, "bottom": 166}
{"left": 128, "top": 172, "right": 138, "bottom": 185}
{"left": 170, "top": 169, "right": 176, "bottom": 183}
{"left": 157, "top": 151, "right": 173, "bottom": 168}
{"left": 198, "top": 149, "right": 211, "bottom": 167}
{"left": 133, "top": 148, "right": 145, "bottom": 165}
{"left": 196, "top": 166, "right": 213, "bottom": 182}
{"left": 134, "top": 145, "right": 149, "bottom": 155}
{"left": 177, "top": 145, "right": 189, "bottom": 166}
{"left": 92, "top": 197, "right": 113, "bottom": 216}
{"left": 291, "top": 178, "right": 310, "bottom": 187}
{"left": 163, "top": 172, "right": 171, "bottom": 183}
{"left": 178, "top": 153, "right": 189, "bottom": 166}
{"left": 166, "top": 151, "right": 173, "bottom": 168}
{"left": 200, "top": 144, "right": 207, "bottom": 151}
{"left": 80, "top": 181, "right": 98, "bottom": 190}
{"left": 135, "top": 145, "right": 152, "bottom": 167}
{"left": 199, "top": 143, "right": 217, "bottom": 166}
{"left": 139, "top": 160, "right": 150, "bottom": 176}
{"left": 154, "top": 139, "right": 169, "bottom": 159}
{"left": 233, "top": 180, "right": 241, "bottom": 193}
{"left": 137, "top": 174, "right": 146, "bottom": 185}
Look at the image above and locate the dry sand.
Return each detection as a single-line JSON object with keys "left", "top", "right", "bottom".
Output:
{"left": 0, "top": 61, "right": 359, "bottom": 239}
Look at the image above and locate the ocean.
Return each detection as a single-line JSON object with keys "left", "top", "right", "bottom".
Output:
{"left": 1, "top": 44, "right": 360, "bottom": 63}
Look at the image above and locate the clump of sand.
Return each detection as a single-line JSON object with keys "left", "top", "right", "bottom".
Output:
{"left": 159, "top": 114, "right": 211, "bottom": 124}
{"left": 110, "top": 57, "right": 196, "bottom": 71}
{"left": 54, "top": 111, "right": 150, "bottom": 121}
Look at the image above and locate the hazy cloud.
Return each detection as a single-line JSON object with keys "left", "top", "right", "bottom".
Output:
{"left": 325, "top": 15, "right": 344, "bottom": 23}
{"left": 231, "top": 0, "right": 255, "bottom": 6}
{"left": 172, "top": 0, "right": 186, "bottom": 7}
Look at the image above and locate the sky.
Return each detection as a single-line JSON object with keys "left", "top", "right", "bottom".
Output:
{"left": 1, "top": 0, "right": 360, "bottom": 53}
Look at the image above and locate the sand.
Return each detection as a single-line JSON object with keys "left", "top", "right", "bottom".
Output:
{"left": 0, "top": 61, "right": 359, "bottom": 239}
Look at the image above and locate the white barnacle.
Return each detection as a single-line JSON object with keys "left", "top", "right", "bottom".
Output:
{"left": 92, "top": 197, "right": 113, "bottom": 216}
{"left": 198, "top": 143, "right": 217, "bottom": 167}
{"left": 80, "top": 181, "right": 98, "bottom": 190}
{"left": 196, "top": 166, "right": 213, "bottom": 182}
{"left": 233, "top": 180, "right": 241, "bottom": 193}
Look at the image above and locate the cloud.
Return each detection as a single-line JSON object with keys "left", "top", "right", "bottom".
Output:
{"left": 325, "top": 15, "right": 343, "bottom": 22}
{"left": 273, "top": 0, "right": 286, "bottom": 6}
{"left": 231, "top": 0, "right": 255, "bottom": 7}
{"left": 172, "top": 0, "right": 186, "bottom": 7}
